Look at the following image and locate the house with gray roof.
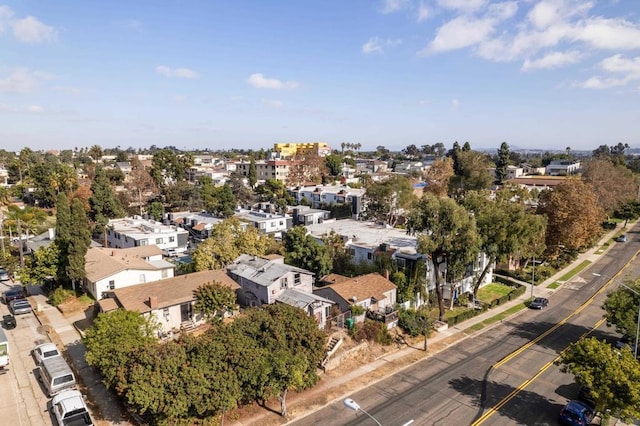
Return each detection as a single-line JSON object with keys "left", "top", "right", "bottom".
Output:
{"left": 275, "top": 288, "right": 334, "bottom": 329}
{"left": 226, "top": 254, "right": 314, "bottom": 306}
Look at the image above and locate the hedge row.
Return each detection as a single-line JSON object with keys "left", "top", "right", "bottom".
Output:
{"left": 446, "top": 283, "right": 525, "bottom": 327}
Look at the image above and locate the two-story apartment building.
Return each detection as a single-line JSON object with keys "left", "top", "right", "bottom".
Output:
{"left": 235, "top": 158, "right": 292, "bottom": 184}
{"left": 107, "top": 216, "right": 189, "bottom": 253}
{"left": 84, "top": 246, "right": 175, "bottom": 300}
{"left": 273, "top": 142, "right": 332, "bottom": 158}
{"left": 234, "top": 209, "right": 291, "bottom": 238}
{"left": 291, "top": 206, "right": 331, "bottom": 226}
{"left": 545, "top": 160, "right": 580, "bottom": 176}
{"left": 287, "top": 184, "right": 366, "bottom": 219}
{"left": 226, "top": 254, "right": 333, "bottom": 328}
{"left": 165, "top": 212, "right": 224, "bottom": 242}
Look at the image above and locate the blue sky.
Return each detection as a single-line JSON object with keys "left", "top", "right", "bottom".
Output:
{"left": 1, "top": 0, "right": 639, "bottom": 153}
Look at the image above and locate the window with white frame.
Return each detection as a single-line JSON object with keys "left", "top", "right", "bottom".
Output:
{"left": 156, "top": 237, "right": 163, "bottom": 244}
{"left": 294, "top": 273, "right": 301, "bottom": 285}
{"left": 280, "top": 277, "right": 288, "bottom": 289}
{"left": 108, "top": 280, "right": 115, "bottom": 290}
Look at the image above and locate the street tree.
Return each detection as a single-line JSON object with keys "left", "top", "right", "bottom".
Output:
{"left": 192, "top": 218, "right": 270, "bottom": 270}
{"left": 603, "top": 279, "right": 640, "bottom": 339}
{"left": 18, "top": 244, "right": 59, "bottom": 285}
{"left": 537, "top": 178, "right": 604, "bottom": 251}
{"left": 462, "top": 190, "right": 547, "bottom": 296}
{"left": 194, "top": 281, "right": 238, "bottom": 323}
{"left": 582, "top": 158, "right": 637, "bottom": 215}
{"left": 362, "top": 175, "right": 416, "bottom": 226}
{"left": 84, "top": 309, "right": 158, "bottom": 390}
{"left": 407, "top": 194, "right": 481, "bottom": 321}
{"left": 284, "top": 226, "right": 332, "bottom": 278}
{"left": 448, "top": 150, "right": 493, "bottom": 199}
{"left": 557, "top": 337, "right": 640, "bottom": 421}
{"left": 234, "top": 304, "right": 325, "bottom": 417}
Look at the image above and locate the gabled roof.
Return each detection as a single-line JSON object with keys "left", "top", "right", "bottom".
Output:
{"left": 227, "top": 254, "right": 313, "bottom": 287}
{"left": 320, "top": 273, "right": 396, "bottom": 305}
{"left": 85, "top": 246, "right": 170, "bottom": 282}
{"left": 109, "top": 269, "right": 239, "bottom": 313}
{"left": 276, "top": 288, "right": 333, "bottom": 310}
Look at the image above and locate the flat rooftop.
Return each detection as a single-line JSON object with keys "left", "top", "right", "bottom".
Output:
{"left": 306, "top": 219, "right": 417, "bottom": 252}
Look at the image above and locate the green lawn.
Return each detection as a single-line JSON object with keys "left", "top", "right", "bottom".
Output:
{"left": 477, "top": 283, "right": 513, "bottom": 303}
{"left": 464, "top": 303, "right": 528, "bottom": 333}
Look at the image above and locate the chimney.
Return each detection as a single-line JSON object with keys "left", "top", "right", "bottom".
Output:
{"left": 148, "top": 296, "right": 158, "bottom": 310}
{"left": 48, "top": 228, "right": 55, "bottom": 240}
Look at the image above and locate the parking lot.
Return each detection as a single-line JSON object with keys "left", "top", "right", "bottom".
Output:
{"left": 1, "top": 281, "right": 53, "bottom": 425}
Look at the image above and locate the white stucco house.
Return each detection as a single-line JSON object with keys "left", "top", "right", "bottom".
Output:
{"left": 106, "top": 216, "right": 189, "bottom": 253}
{"left": 84, "top": 246, "right": 175, "bottom": 300}
{"left": 97, "top": 269, "right": 240, "bottom": 337}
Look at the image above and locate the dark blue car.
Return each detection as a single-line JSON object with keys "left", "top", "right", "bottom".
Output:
{"left": 559, "top": 400, "right": 595, "bottom": 426}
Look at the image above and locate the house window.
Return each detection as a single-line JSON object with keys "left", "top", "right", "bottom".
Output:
{"left": 161, "top": 269, "right": 168, "bottom": 278}
{"left": 139, "top": 274, "right": 146, "bottom": 283}
{"left": 140, "top": 240, "right": 148, "bottom": 246}
{"left": 294, "top": 273, "right": 301, "bottom": 285}
{"left": 169, "top": 236, "right": 175, "bottom": 243}
{"left": 280, "top": 278, "right": 288, "bottom": 289}
{"left": 163, "top": 308, "right": 170, "bottom": 318}
{"left": 367, "top": 252, "right": 373, "bottom": 260}
{"left": 270, "top": 222, "right": 275, "bottom": 228}
{"left": 279, "top": 221, "right": 283, "bottom": 226}
{"left": 108, "top": 280, "right": 115, "bottom": 290}
{"left": 325, "top": 306, "right": 331, "bottom": 318}
{"left": 350, "top": 249, "right": 356, "bottom": 256}
{"left": 156, "top": 238, "right": 163, "bottom": 244}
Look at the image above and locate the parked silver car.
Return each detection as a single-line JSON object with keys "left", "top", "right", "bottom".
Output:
{"left": 9, "top": 299, "right": 32, "bottom": 315}
{"left": 0, "top": 268, "right": 10, "bottom": 282}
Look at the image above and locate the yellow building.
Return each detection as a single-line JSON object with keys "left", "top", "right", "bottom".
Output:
{"left": 273, "top": 142, "right": 332, "bottom": 158}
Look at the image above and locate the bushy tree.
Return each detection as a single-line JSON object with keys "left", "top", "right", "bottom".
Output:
{"left": 362, "top": 175, "right": 416, "bottom": 226}
{"left": 68, "top": 198, "right": 91, "bottom": 290}
{"left": 194, "top": 281, "right": 238, "bottom": 322}
{"left": 495, "top": 142, "right": 511, "bottom": 183}
{"left": 284, "top": 226, "right": 332, "bottom": 278}
{"left": 557, "top": 337, "right": 640, "bottom": 421}
{"left": 603, "top": 279, "right": 640, "bottom": 339}
{"left": 84, "top": 309, "right": 158, "bottom": 389}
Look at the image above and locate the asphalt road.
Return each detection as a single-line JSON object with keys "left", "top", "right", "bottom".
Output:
{"left": 0, "top": 281, "right": 54, "bottom": 426}
{"left": 293, "top": 231, "right": 640, "bottom": 426}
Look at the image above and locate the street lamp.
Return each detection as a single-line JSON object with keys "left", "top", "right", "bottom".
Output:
{"left": 593, "top": 272, "right": 640, "bottom": 358}
{"left": 344, "top": 399, "right": 382, "bottom": 426}
{"left": 343, "top": 398, "right": 414, "bottom": 426}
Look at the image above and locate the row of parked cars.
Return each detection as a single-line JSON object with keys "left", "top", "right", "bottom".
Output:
{"left": 32, "top": 342, "right": 94, "bottom": 426}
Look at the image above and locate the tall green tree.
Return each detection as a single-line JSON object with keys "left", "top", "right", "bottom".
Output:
{"left": 495, "top": 142, "right": 511, "bottom": 183}
{"left": 557, "top": 337, "right": 640, "bottom": 421}
{"left": 194, "top": 281, "right": 238, "bottom": 322}
{"left": 55, "top": 193, "right": 72, "bottom": 285}
{"left": 362, "top": 175, "right": 416, "bottom": 227}
{"left": 89, "top": 165, "right": 123, "bottom": 236}
{"left": 603, "top": 279, "right": 640, "bottom": 339}
{"left": 284, "top": 226, "right": 332, "bottom": 278}
{"left": 248, "top": 157, "right": 257, "bottom": 188}
{"left": 407, "top": 194, "right": 481, "bottom": 321}
{"left": 192, "top": 218, "right": 270, "bottom": 270}
{"left": 68, "top": 198, "right": 91, "bottom": 290}
{"left": 84, "top": 309, "right": 158, "bottom": 390}
{"left": 17, "top": 244, "right": 59, "bottom": 285}
{"left": 448, "top": 150, "right": 493, "bottom": 199}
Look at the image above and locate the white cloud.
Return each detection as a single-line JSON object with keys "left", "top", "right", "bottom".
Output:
{"left": 600, "top": 54, "right": 640, "bottom": 74}
{"left": 27, "top": 105, "right": 44, "bottom": 113}
{"left": 173, "top": 95, "right": 187, "bottom": 102}
{"left": 576, "top": 54, "right": 640, "bottom": 89}
{"left": 12, "top": 16, "right": 57, "bottom": 43}
{"left": 0, "top": 6, "right": 15, "bottom": 34}
{"left": 380, "top": 0, "right": 410, "bottom": 14}
{"left": 417, "top": 2, "right": 430, "bottom": 23}
{"left": 437, "top": 0, "right": 487, "bottom": 13}
{"left": 156, "top": 65, "right": 199, "bottom": 79}
{"left": 0, "top": 68, "right": 52, "bottom": 93}
{"left": 451, "top": 99, "right": 460, "bottom": 108}
{"left": 521, "top": 50, "right": 581, "bottom": 70}
{"left": 420, "top": 16, "right": 496, "bottom": 55}
{"left": 247, "top": 73, "right": 299, "bottom": 89}
{"left": 53, "top": 86, "right": 82, "bottom": 96}
{"left": 362, "top": 37, "right": 402, "bottom": 54}
{"left": 571, "top": 17, "right": 640, "bottom": 50}
{"left": 577, "top": 76, "right": 629, "bottom": 89}
{"left": 262, "top": 99, "right": 283, "bottom": 108}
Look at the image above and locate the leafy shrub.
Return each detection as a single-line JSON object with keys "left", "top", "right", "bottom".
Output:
{"left": 48, "top": 287, "right": 75, "bottom": 306}
{"left": 350, "top": 320, "right": 393, "bottom": 345}
{"left": 398, "top": 309, "right": 431, "bottom": 337}
{"left": 350, "top": 304, "right": 365, "bottom": 316}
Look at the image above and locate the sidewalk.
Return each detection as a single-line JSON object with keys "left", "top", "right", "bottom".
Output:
{"left": 27, "top": 287, "right": 132, "bottom": 426}
{"left": 265, "top": 224, "right": 627, "bottom": 426}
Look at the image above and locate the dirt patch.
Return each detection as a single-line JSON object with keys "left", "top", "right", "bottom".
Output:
{"left": 58, "top": 298, "right": 94, "bottom": 318}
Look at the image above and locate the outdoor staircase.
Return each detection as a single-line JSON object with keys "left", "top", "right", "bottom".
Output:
{"left": 180, "top": 320, "right": 196, "bottom": 333}
{"left": 321, "top": 336, "right": 344, "bottom": 368}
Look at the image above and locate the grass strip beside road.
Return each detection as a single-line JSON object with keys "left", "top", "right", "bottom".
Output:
{"left": 464, "top": 303, "right": 527, "bottom": 333}
{"left": 546, "top": 282, "right": 560, "bottom": 289}
{"left": 557, "top": 260, "right": 592, "bottom": 282}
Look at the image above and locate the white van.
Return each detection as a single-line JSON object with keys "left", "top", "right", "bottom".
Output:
{"left": 38, "top": 356, "right": 76, "bottom": 397}
{"left": 0, "top": 328, "right": 8, "bottom": 374}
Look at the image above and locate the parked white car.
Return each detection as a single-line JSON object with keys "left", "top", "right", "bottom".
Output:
{"left": 32, "top": 342, "right": 61, "bottom": 365}
{"left": 50, "top": 389, "right": 93, "bottom": 425}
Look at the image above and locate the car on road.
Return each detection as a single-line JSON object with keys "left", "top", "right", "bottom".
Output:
{"left": 559, "top": 400, "right": 595, "bottom": 426}
{"left": 615, "top": 234, "right": 628, "bottom": 243}
{"left": 0, "top": 268, "right": 9, "bottom": 281}
{"left": 2, "top": 287, "right": 24, "bottom": 304}
{"left": 32, "top": 343, "right": 61, "bottom": 365}
{"left": 9, "top": 299, "right": 32, "bottom": 315}
{"left": 528, "top": 297, "right": 549, "bottom": 309}
{"left": 50, "top": 389, "right": 94, "bottom": 426}
{"left": 2, "top": 314, "right": 16, "bottom": 330}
